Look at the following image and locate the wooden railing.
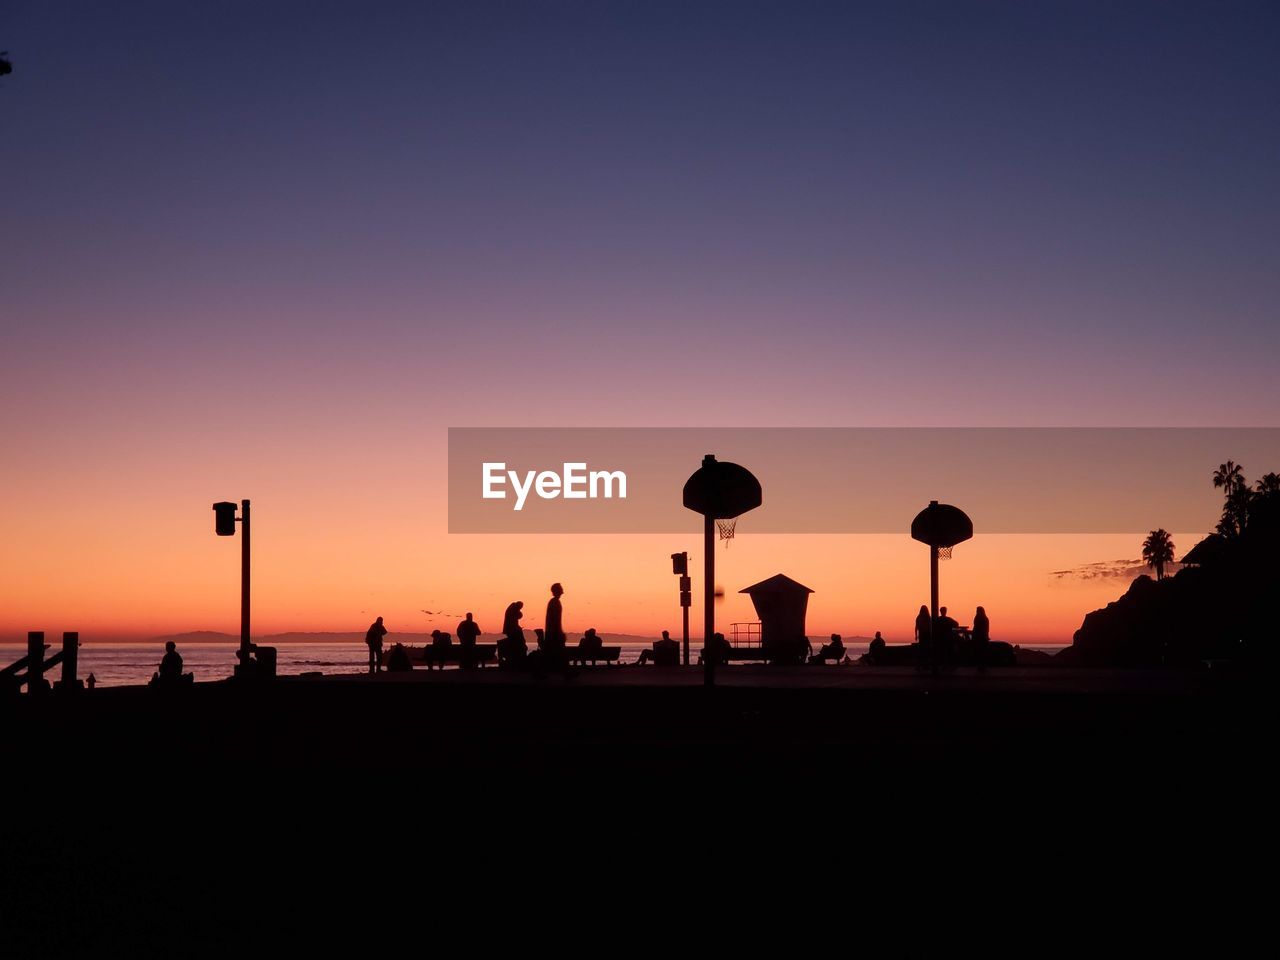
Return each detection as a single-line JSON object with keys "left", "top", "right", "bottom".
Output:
{"left": 1, "top": 631, "right": 81, "bottom": 694}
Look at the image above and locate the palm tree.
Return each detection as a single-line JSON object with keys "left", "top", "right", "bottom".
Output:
{"left": 1255, "top": 472, "right": 1280, "bottom": 496}
{"left": 1142, "top": 529, "right": 1176, "bottom": 581}
{"left": 1223, "top": 484, "right": 1254, "bottom": 537}
{"left": 1213, "top": 461, "right": 1245, "bottom": 497}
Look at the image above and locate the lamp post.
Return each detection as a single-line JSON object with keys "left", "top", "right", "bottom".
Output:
{"left": 212, "top": 499, "right": 251, "bottom": 673}
{"left": 671, "top": 551, "right": 691, "bottom": 665}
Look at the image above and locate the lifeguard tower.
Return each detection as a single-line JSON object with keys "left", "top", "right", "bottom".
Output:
{"left": 738, "top": 574, "right": 814, "bottom": 663}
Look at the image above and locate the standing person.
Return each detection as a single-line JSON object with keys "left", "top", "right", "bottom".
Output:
{"left": 972, "top": 605, "right": 991, "bottom": 669}
{"left": 544, "top": 583, "right": 566, "bottom": 655}
{"left": 914, "top": 604, "right": 931, "bottom": 667}
{"left": 456, "top": 612, "right": 481, "bottom": 669}
{"left": 365, "top": 616, "right": 387, "bottom": 674}
{"left": 542, "top": 583, "right": 575, "bottom": 678}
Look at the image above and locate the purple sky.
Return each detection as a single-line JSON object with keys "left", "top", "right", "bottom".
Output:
{"left": 3, "top": 2, "right": 1278, "bottom": 640}
{"left": 4, "top": 1, "right": 1278, "bottom": 431}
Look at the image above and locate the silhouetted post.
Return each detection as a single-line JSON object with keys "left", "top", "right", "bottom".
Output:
{"left": 682, "top": 584, "right": 691, "bottom": 667}
{"left": 672, "top": 551, "right": 692, "bottom": 665}
{"left": 62, "top": 632, "right": 78, "bottom": 688}
{"left": 911, "top": 499, "right": 973, "bottom": 669}
{"left": 684, "top": 453, "right": 761, "bottom": 685}
{"left": 213, "top": 499, "right": 253, "bottom": 676}
{"left": 930, "top": 544, "right": 939, "bottom": 633}
{"left": 241, "top": 499, "right": 251, "bottom": 664}
{"left": 27, "top": 631, "right": 44, "bottom": 693}
{"left": 704, "top": 515, "right": 715, "bottom": 687}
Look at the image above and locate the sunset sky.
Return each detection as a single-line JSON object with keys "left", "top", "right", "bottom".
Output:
{"left": 3, "top": 2, "right": 1278, "bottom": 644}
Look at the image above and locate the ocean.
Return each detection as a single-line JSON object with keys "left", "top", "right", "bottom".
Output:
{"left": 2, "top": 638, "right": 1065, "bottom": 687}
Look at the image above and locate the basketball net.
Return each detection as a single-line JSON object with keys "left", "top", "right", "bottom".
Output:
{"left": 937, "top": 545, "right": 953, "bottom": 560}
{"left": 716, "top": 517, "right": 737, "bottom": 548}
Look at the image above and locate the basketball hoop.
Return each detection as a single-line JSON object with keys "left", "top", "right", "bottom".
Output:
{"left": 716, "top": 517, "right": 737, "bottom": 547}
{"left": 937, "top": 545, "right": 953, "bottom": 560}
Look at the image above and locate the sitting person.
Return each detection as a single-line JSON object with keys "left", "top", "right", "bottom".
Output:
{"left": 150, "top": 641, "right": 193, "bottom": 687}
{"left": 971, "top": 605, "right": 990, "bottom": 668}
{"left": 935, "top": 607, "right": 960, "bottom": 667}
{"left": 385, "top": 642, "right": 412, "bottom": 672}
{"left": 861, "top": 631, "right": 888, "bottom": 665}
{"left": 809, "top": 633, "right": 846, "bottom": 663}
{"left": 160, "top": 640, "right": 183, "bottom": 678}
{"left": 636, "top": 630, "right": 680, "bottom": 666}
{"left": 431, "top": 629, "right": 453, "bottom": 649}
{"left": 497, "top": 601, "right": 528, "bottom": 666}
{"left": 577, "top": 627, "right": 604, "bottom": 657}
{"left": 701, "top": 632, "right": 732, "bottom": 666}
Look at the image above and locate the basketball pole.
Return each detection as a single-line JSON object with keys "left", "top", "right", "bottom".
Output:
{"left": 929, "top": 542, "right": 939, "bottom": 660}
{"left": 704, "top": 513, "right": 715, "bottom": 687}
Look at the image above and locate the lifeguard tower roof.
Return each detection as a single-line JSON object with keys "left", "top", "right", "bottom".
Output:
{"left": 739, "top": 574, "right": 815, "bottom": 596}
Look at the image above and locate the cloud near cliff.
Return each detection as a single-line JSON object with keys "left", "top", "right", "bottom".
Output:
{"left": 1050, "top": 559, "right": 1181, "bottom": 581}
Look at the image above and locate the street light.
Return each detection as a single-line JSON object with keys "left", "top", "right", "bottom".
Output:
{"left": 212, "top": 499, "right": 252, "bottom": 676}
{"left": 671, "top": 551, "right": 691, "bottom": 665}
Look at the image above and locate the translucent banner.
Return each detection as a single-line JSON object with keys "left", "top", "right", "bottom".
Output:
{"left": 447, "top": 427, "right": 1280, "bottom": 533}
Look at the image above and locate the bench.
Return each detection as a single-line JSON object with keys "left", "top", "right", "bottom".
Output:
{"left": 569, "top": 645, "right": 622, "bottom": 666}
{"left": 698, "top": 647, "right": 771, "bottom": 665}
{"left": 809, "top": 650, "right": 847, "bottom": 665}
{"left": 420, "top": 644, "right": 497, "bottom": 670}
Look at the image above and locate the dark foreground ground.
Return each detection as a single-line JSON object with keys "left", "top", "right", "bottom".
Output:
{"left": 1, "top": 665, "right": 1272, "bottom": 953}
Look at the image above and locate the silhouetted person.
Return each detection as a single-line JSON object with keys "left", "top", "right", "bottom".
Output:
{"left": 703, "top": 632, "right": 732, "bottom": 666}
{"left": 810, "top": 633, "right": 846, "bottom": 664}
{"left": 150, "top": 641, "right": 192, "bottom": 687}
{"left": 498, "top": 601, "right": 527, "bottom": 666}
{"left": 936, "top": 606, "right": 959, "bottom": 668}
{"left": 868, "top": 632, "right": 887, "bottom": 664}
{"left": 914, "top": 605, "right": 931, "bottom": 667}
{"left": 457, "top": 613, "right": 481, "bottom": 668}
{"left": 86, "top": 672, "right": 97, "bottom": 690}
{"left": 431, "top": 629, "right": 453, "bottom": 649}
{"left": 536, "top": 582, "right": 575, "bottom": 678}
{"left": 545, "top": 583, "right": 566, "bottom": 654}
{"left": 386, "top": 643, "right": 412, "bottom": 672}
{"left": 636, "top": 630, "right": 679, "bottom": 666}
{"left": 972, "top": 605, "right": 990, "bottom": 668}
{"left": 160, "top": 641, "right": 183, "bottom": 679}
{"left": 365, "top": 616, "right": 387, "bottom": 674}
{"left": 577, "top": 627, "right": 603, "bottom": 656}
